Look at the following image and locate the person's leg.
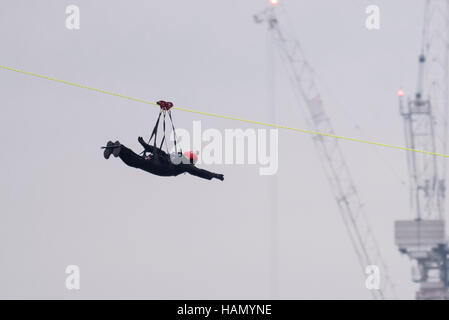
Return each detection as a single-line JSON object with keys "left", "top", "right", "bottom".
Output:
{"left": 117, "top": 145, "right": 148, "bottom": 169}
{"left": 117, "top": 145, "right": 172, "bottom": 176}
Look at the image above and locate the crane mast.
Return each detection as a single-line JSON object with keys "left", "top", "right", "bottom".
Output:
{"left": 255, "top": 6, "right": 395, "bottom": 299}
{"left": 395, "top": 0, "right": 449, "bottom": 300}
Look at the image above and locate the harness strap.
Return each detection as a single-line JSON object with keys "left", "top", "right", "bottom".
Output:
{"left": 168, "top": 110, "right": 178, "bottom": 154}
{"left": 142, "top": 103, "right": 177, "bottom": 157}
{"left": 160, "top": 112, "right": 167, "bottom": 150}
{"left": 141, "top": 110, "right": 162, "bottom": 157}
{"left": 148, "top": 110, "right": 162, "bottom": 145}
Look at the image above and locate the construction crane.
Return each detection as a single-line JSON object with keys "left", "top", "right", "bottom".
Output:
{"left": 395, "top": 0, "right": 449, "bottom": 300}
{"left": 255, "top": 2, "right": 396, "bottom": 299}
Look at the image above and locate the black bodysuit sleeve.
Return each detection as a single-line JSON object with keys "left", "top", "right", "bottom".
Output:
{"left": 182, "top": 165, "right": 224, "bottom": 181}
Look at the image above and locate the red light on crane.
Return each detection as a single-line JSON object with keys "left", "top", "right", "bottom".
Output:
{"left": 397, "top": 89, "right": 405, "bottom": 97}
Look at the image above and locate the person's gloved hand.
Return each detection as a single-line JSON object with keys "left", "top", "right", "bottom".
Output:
{"left": 138, "top": 136, "right": 145, "bottom": 144}
{"left": 215, "top": 174, "right": 224, "bottom": 181}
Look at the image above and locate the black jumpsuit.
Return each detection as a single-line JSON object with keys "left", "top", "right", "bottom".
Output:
{"left": 117, "top": 140, "right": 223, "bottom": 181}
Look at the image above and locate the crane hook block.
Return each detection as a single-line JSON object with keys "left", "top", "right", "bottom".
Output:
{"left": 157, "top": 100, "right": 174, "bottom": 111}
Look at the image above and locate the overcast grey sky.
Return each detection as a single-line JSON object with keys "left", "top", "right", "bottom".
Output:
{"left": 0, "top": 0, "right": 431, "bottom": 299}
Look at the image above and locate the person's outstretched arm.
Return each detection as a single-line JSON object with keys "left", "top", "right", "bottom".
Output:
{"left": 183, "top": 165, "right": 224, "bottom": 181}
{"left": 138, "top": 137, "right": 168, "bottom": 157}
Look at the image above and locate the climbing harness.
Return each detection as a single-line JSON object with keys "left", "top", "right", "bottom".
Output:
{"left": 142, "top": 100, "right": 179, "bottom": 158}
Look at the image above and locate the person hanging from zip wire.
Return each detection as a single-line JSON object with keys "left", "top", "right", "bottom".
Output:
{"left": 102, "top": 138, "right": 224, "bottom": 181}
{"left": 102, "top": 100, "right": 224, "bottom": 181}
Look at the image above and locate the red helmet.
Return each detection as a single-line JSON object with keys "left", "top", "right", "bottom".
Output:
{"left": 183, "top": 151, "right": 198, "bottom": 164}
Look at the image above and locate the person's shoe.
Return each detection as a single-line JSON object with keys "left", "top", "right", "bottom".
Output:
{"left": 112, "top": 141, "right": 122, "bottom": 157}
{"left": 103, "top": 141, "right": 114, "bottom": 159}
